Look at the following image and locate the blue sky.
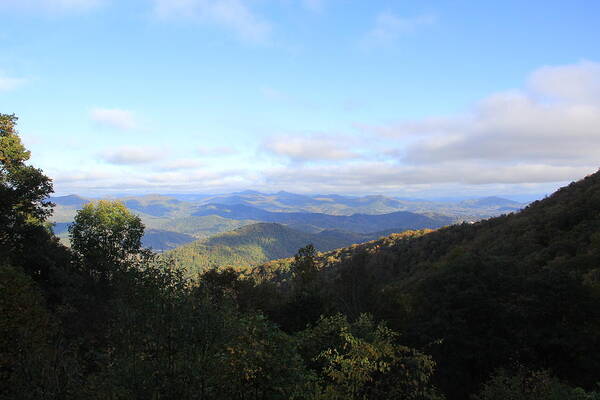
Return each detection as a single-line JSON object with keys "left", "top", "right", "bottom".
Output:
{"left": 1, "top": 0, "right": 599, "bottom": 198}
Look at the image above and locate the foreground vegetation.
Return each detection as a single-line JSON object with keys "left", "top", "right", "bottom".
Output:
{"left": 2, "top": 113, "right": 600, "bottom": 399}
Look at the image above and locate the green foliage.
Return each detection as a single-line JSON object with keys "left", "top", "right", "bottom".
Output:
{"left": 220, "top": 314, "right": 310, "bottom": 400}
{"left": 473, "top": 369, "right": 600, "bottom": 400}
{"left": 293, "top": 244, "right": 318, "bottom": 287}
{"left": 0, "top": 113, "right": 54, "bottom": 257}
{"left": 299, "top": 314, "right": 443, "bottom": 400}
{"left": 0, "top": 263, "right": 78, "bottom": 399}
{"left": 69, "top": 200, "right": 148, "bottom": 279}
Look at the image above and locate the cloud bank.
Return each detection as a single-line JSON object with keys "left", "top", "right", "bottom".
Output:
{"left": 365, "top": 60, "right": 600, "bottom": 169}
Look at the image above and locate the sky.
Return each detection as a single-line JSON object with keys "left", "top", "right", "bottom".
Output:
{"left": 1, "top": 0, "right": 599, "bottom": 199}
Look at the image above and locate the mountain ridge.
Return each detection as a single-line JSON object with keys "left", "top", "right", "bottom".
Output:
{"left": 164, "top": 222, "right": 384, "bottom": 275}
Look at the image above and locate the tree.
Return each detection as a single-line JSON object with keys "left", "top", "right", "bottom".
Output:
{"left": 292, "top": 244, "right": 318, "bottom": 288}
{"left": 69, "top": 200, "right": 147, "bottom": 280}
{"left": 0, "top": 113, "right": 54, "bottom": 256}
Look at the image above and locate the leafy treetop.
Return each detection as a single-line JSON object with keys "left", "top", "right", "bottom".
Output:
{"left": 69, "top": 200, "right": 147, "bottom": 280}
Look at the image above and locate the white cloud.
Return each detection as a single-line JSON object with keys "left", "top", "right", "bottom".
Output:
{"left": 0, "top": 73, "right": 26, "bottom": 92}
{"left": 362, "top": 12, "right": 436, "bottom": 47}
{"left": 100, "top": 146, "right": 165, "bottom": 165}
{"left": 90, "top": 108, "right": 139, "bottom": 131}
{"left": 529, "top": 60, "right": 600, "bottom": 104}
{"left": 365, "top": 61, "right": 600, "bottom": 167}
{"left": 153, "top": 0, "right": 271, "bottom": 43}
{"left": 349, "top": 60, "right": 600, "bottom": 188}
{"left": 52, "top": 166, "right": 255, "bottom": 195}
{"left": 263, "top": 133, "right": 360, "bottom": 162}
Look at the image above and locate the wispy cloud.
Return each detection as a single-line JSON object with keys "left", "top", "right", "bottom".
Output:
{"left": 100, "top": 146, "right": 165, "bottom": 165}
{"left": 362, "top": 12, "right": 436, "bottom": 47}
{"left": 0, "top": 72, "right": 27, "bottom": 92}
{"left": 90, "top": 108, "right": 139, "bottom": 131}
{"left": 263, "top": 133, "right": 360, "bottom": 162}
{"left": 52, "top": 166, "right": 254, "bottom": 195}
{"left": 153, "top": 0, "right": 271, "bottom": 43}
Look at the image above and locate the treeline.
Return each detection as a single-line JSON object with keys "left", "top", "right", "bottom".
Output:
{"left": 2, "top": 113, "right": 600, "bottom": 399}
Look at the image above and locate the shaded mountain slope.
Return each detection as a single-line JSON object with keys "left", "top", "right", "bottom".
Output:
{"left": 141, "top": 229, "right": 196, "bottom": 251}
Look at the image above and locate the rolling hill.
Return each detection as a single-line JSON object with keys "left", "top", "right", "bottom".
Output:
{"left": 164, "top": 222, "right": 379, "bottom": 275}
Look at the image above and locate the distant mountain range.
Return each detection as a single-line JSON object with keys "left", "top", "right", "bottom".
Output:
{"left": 192, "top": 203, "right": 452, "bottom": 234}
{"left": 49, "top": 191, "right": 527, "bottom": 251}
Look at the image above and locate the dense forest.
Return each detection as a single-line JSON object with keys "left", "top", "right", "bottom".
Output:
{"left": 2, "top": 112, "right": 600, "bottom": 399}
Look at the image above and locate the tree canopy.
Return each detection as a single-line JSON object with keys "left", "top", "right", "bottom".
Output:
{"left": 0, "top": 113, "right": 53, "bottom": 256}
{"left": 69, "top": 200, "right": 146, "bottom": 279}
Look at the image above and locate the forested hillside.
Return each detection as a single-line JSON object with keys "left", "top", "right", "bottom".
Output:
{"left": 241, "top": 170, "right": 600, "bottom": 399}
{"left": 165, "top": 222, "right": 376, "bottom": 275}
